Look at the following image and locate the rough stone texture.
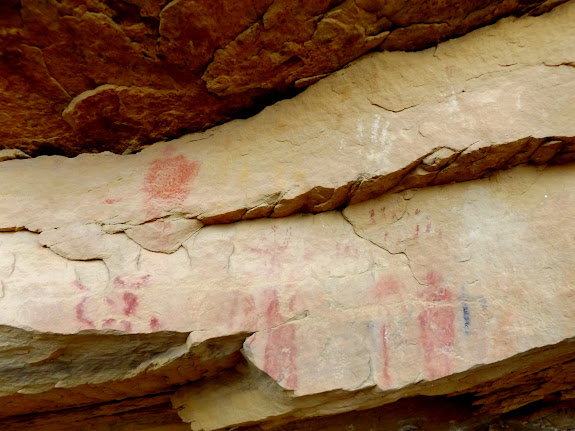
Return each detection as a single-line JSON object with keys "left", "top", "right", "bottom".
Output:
{"left": 235, "top": 396, "right": 575, "bottom": 431}
{"left": 0, "top": 162, "right": 573, "bottom": 426}
{"left": 169, "top": 164, "right": 575, "bottom": 429}
{"left": 2, "top": 393, "right": 190, "bottom": 431}
{"left": 0, "top": 325, "right": 247, "bottom": 417}
{"left": 0, "top": 2, "right": 574, "bottom": 429}
{"left": 1, "top": 2, "right": 574, "bottom": 237}
{"left": 0, "top": 0, "right": 568, "bottom": 156}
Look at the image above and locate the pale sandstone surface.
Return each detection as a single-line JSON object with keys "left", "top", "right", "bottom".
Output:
{"left": 0, "top": 3, "right": 573, "bottom": 428}
{"left": 171, "top": 164, "right": 575, "bottom": 429}
{"left": 0, "top": 0, "right": 567, "bottom": 156}
{"left": 0, "top": 2, "right": 574, "bottom": 238}
{"left": 0, "top": 164, "right": 573, "bottom": 426}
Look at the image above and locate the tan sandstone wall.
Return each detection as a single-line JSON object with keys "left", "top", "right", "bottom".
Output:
{"left": 0, "top": 2, "right": 573, "bottom": 429}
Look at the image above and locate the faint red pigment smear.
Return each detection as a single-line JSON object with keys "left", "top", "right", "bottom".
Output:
{"left": 226, "top": 291, "right": 257, "bottom": 331}
{"left": 122, "top": 292, "right": 138, "bottom": 316}
{"left": 113, "top": 274, "right": 151, "bottom": 289}
{"left": 380, "top": 325, "right": 392, "bottom": 386}
{"left": 72, "top": 281, "right": 86, "bottom": 291}
{"left": 417, "top": 270, "right": 455, "bottom": 380}
{"left": 372, "top": 276, "right": 401, "bottom": 386}
{"left": 121, "top": 321, "right": 133, "bottom": 332}
{"left": 373, "top": 275, "right": 401, "bottom": 301}
{"left": 264, "top": 325, "right": 298, "bottom": 389}
{"left": 263, "top": 288, "right": 285, "bottom": 327}
{"left": 247, "top": 228, "right": 290, "bottom": 276}
{"left": 102, "top": 318, "right": 116, "bottom": 328}
{"left": 262, "top": 288, "right": 298, "bottom": 389}
{"left": 143, "top": 148, "right": 201, "bottom": 216}
{"left": 75, "top": 298, "right": 95, "bottom": 329}
{"left": 150, "top": 316, "right": 161, "bottom": 331}
{"left": 288, "top": 292, "right": 299, "bottom": 313}
{"left": 103, "top": 197, "right": 121, "bottom": 204}
{"left": 105, "top": 297, "right": 115, "bottom": 306}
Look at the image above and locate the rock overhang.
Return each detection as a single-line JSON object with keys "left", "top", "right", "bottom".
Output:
{"left": 0, "top": 0, "right": 570, "bottom": 156}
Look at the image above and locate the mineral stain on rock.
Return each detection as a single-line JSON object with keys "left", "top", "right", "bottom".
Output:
{"left": 462, "top": 302, "right": 471, "bottom": 335}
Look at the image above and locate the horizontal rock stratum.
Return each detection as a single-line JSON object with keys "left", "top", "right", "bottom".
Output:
{"left": 2, "top": 1, "right": 574, "bottom": 234}
{"left": 0, "top": 2, "right": 574, "bottom": 429}
{"left": 0, "top": 0, "right": 569, "bottom": 156}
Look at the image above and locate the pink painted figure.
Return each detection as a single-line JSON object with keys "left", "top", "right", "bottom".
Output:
{"left": 149, "top": 316, "right": 161, "bottom": 331}
{"left": 224, "top": 290, "right": 257, "bottom": 332}
{"left": 122, "top": 292, "right": 138, "bottom": 316}
{"left": 417, "top": 270, "right": 456, "bottom": 380}
{"left": 372, "top": 275, "right": 403, "bottom": 387}
{"left": 373, "top": 275, "right": 401, "bottom": 301}
{"left": 262, "top": 289, "right": 298, "bottom": 389}
{"left": 143, "top": 147, "right": 201, "bottom": 216}
{"left": 379, "top": 324, "right": 392, "bottom": 386}
{"left": 246, "top": 225, "right": 291, "bottom": 276}
{"left": 73, "top": 274, "right": 158, "bottom": 333}
{"left": 75, "top": 297, "right": 95, "bottom": 329}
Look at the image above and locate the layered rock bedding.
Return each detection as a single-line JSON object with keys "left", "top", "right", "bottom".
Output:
{"left": 0, "top": 1, "right": 574, "bottom": 429}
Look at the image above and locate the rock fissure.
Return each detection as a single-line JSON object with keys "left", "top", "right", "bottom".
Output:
{"left": 1, "top": 135, "right": 573, "bottom": 269}
{"left": 341, "top": 211, "right": 425, "bottom": 287}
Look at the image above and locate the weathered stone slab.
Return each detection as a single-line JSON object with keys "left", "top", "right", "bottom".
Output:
{"left": 173, "top": 337, "right": 575, "bottom": 430}
{"left": 0, "top": 325, "right": 247, "bottom": 418}
{"left": 171, "top": 164, "right": 575, "bottom": 429}
{"left": 0, "top": 2, "right": 574, "bottom": 235}
{"left": 0, "top": 163, "right": 573, "bottom": 425}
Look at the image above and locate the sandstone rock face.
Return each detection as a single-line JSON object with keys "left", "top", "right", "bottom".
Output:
{"left": 1, "top": 164, "right": 574, "bottom": 427}
{"left": 1, "top": 2, "right": 574, "bottom": 234}
{"left": 0, "top": 0, "right": 568, "bottom": 156}
{"left": 170, "top": 164, "right": 575, "bottom": 429}
{"left": 0, "top": 2, "right": 574, "bottom": 429}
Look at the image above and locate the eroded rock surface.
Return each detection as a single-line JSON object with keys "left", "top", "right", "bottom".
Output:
{"left": 171, "top": 164, "right": 575, "bottom": 429}
{"left": 1, "top": 2, "right": 574, "bottom": 237}
{"left": 0, "top": 0, "right": 568, "bottom": 156}
{"left": 0, "top": 163, "right": 573, "bottom": 426}
{"left": 0, "top": 3, "right": 573, "bottom": 429}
